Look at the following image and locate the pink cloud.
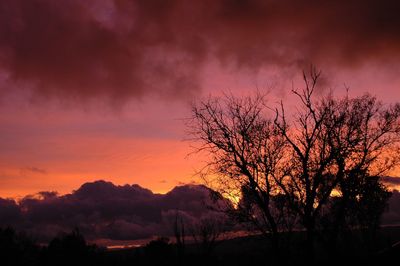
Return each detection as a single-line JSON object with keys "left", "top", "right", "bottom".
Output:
{"left": 1, "top": 0, "right": 400, "bottom": 104}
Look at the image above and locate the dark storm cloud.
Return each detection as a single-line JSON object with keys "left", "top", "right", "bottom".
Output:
{"left": 0, "top": 180, "right": 228, "bottom": 241}
{"left": 1, "top": 0, "right": 400, "bottom": 103}
{"left": 0, "top": 198, "right": 21, "bottom": 225}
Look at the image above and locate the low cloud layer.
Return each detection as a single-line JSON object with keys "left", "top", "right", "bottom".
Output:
{"left": 1, "top": 180, "right": 400, "bottom": 243}
{"left": 1, "top": 0, "right": 400, "bottom": 104}
{"left": 0, "top": 181, "right": 228, "bottom": 242}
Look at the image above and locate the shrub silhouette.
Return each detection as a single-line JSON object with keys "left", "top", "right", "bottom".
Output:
{"left": 144, "top": 237, "right": 173, "bottom": 264}
{"left": 43, "top": 228, "right": 97, "bottom": 266}
{"left": 0, "top": 227, "right": 39, "bottom": 266}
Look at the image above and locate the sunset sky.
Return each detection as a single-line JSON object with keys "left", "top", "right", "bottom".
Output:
{"left": 1, "top": 0, "right": 400, "bottom": 199}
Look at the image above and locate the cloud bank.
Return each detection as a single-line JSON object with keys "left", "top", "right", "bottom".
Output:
{"left": 1, "top": 180, "right": 400, "bottom": 242}
{"left": 1, "top": 0, "right": 400, "bottom": 103}
{"left": 0, "top": 181, "right": 229, "bottom": 242}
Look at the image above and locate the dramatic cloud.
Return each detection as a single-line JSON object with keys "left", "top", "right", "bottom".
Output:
{"left": 0, "top": 180, "right": 229, "bottom": 242}
{"left": 1, "top": 0, "right": 400, "bottom": 103}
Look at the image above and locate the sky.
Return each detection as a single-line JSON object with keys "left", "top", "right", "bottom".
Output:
{"left": 1, "top": 0, "right": 400, "bottom": 199}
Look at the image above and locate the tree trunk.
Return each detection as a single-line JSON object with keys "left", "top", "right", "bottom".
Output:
{"left": 305, "top": 219, "right": 315, "bottom": 264}
{"left": 269, "top": 229, "right": 280, "bottom": 265}
{"left": 264, "top": 210, "right": 280, "bottom": 264}
{"left": 271, "top": 227, "right": 280, "bottom": 254}
{"left": 329, "top": 195, "right": 348, "bottom": 251}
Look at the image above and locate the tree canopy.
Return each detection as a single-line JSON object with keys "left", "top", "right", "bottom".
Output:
{"left": 188, "top": 69, "right": 400, "bottom": 260}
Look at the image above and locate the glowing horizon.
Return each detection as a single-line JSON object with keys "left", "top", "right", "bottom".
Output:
{"left": 1, "top": 0, "right": 400, "bottom": 199}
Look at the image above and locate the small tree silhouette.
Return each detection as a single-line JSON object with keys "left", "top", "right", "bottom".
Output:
{"left": 45, "top": 228, "right": 96, "bottom": 266}
{"left": 144, "top": 237, "right": 172, "bottom": 264}
{"left": 190, "top": 217, "right": 223, "bottom": 257}
{"left": 0, "top": 227, "right": 39, "bottom": 266}
{"left": 172, "top": 212, "right": 186, "bottom": 262}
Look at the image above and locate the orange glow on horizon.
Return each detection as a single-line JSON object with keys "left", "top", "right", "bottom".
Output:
{"left": 0, "top": 137, "right": 205, "bottom": 199}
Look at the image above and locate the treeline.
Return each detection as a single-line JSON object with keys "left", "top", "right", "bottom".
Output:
{"left": 2, "top": 225, "right": 400, "bottom": 266}
{"left": 0, "top": 227, "right": 101, "bottom": 266}
{"left": 0, "top": 226, "right": 228, "bottom": 266}
{"left": 0, "top": 225, "right": 243, "bottom": 266}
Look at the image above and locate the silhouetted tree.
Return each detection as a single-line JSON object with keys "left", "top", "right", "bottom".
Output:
{"left": 273, "top": 68, "right": 400, "bottom": 260}
{"left": 44, "top": 228, "right": 97, "bottom": 266}
{"left": 188, "top": 90, "right": 288, "bottom": 255}
{"left": 190, "top": 217, "right": 223, "bottom": 256}
{"left": 189, "top": 67, "right": 400, "bottom": 263}
{"left": 327, "top": 175, "right": 392, "bottom": 251}
{"left": 172, "top": 211, "right": 186, "bottom": 263}
{"left": 144, "top": 237, "right": 172, "bottom": 264}
{"left": 317, "top": 93, "right": 399, "bottom": 251}
{"left": 0, "top": 227, "right": 39, "bottom": 266}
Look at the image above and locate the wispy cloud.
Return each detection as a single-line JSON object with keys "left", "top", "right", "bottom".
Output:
{"left": 20, "top": 166, "right": 47, "bottom": 175}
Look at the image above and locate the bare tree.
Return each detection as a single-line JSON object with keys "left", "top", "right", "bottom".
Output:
{"left": 188, "top": 92, "right": 289, "bottom": 253}
{"left": 273, "top": 68, "right": 400, "bottom": 259}
{"left": 190, "top": 217, "right": 223, "bottom": 256}
{"left": 172, "top": 211, "right": 186, "bottom": 262}
{"left": 188, "top": 68, "right": 400, "bottom": 262}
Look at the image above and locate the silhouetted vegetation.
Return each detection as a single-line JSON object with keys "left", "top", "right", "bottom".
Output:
{"left": 188, "top": 68, "right": 400, "bottom": 264}
{"left": 0, "top": 227, "right": 39, "bottom": 266}
{"left": 2, "top": 225, "right": 400, "bottom": 266}
{"left": 42, "top": 228, "right": 100, "bottom": 266}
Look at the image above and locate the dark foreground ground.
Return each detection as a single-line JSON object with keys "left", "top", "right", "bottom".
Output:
{"left": 1, "top": 226, "right": 400, "bottom": 266}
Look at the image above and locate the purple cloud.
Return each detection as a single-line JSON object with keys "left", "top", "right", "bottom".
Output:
{"left": 0, "top": 180, "right": 229, "bottom": 242}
